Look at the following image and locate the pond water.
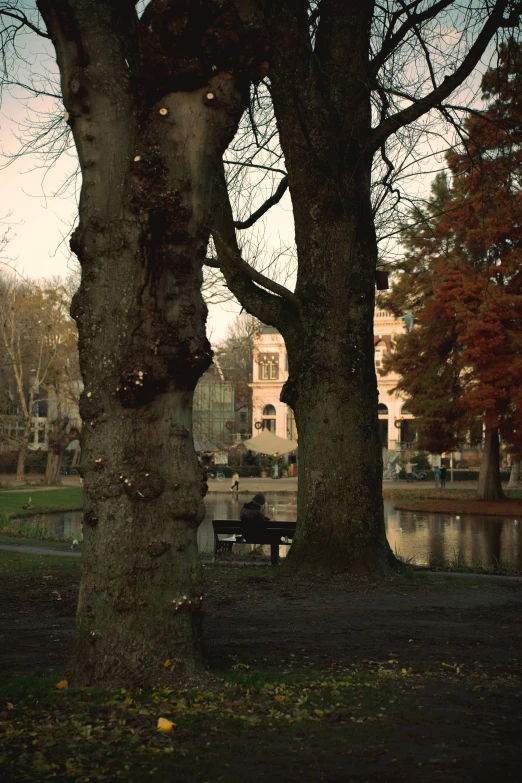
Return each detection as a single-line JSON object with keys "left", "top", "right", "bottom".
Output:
{"left": 12, "top": 494, "right": 522, "bottom": 569}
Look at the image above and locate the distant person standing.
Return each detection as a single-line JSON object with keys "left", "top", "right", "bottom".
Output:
{"left": 434, "top": 466, "right": 441, "bottom": 488}
{"left": 406, "top": 461, "right": 414, "bottom": 483}
{"left": 440, "top": 465, "right": 447, "bottom": 488}
{"left": 394, "top": 462, "right": 402, "bottom": 482}
{"left": 230, "top": 471, "right": 239, "bottom": 492}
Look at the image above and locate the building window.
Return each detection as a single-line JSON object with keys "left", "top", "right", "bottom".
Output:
{"left": 375, "top": 349, "right": 382, "bottom": 367}
{"left": 258, "top": 353, "right": 279, "bottom": 380}
{"left": 262, "top": 404, "right": 276, "bottom": 433}
{"left": 378, "top": 403, "right": 388, "bottom": 415}
{"left": 239, "top": 410, "right": 247, "bottom": 424}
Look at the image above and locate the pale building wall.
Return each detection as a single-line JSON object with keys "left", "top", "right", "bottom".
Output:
{"left": 250, "top": 312, "right": 412, "bottom": 449}
{"left": 251, "top": 328, "right": 289, "bottom": 440}
{"left": 373, "top": 309, "right": 412, "bottom": 450}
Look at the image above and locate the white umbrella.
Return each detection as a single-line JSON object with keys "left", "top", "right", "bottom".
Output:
{"left": 242, "top": 430, "right": 298, "bottom": 455}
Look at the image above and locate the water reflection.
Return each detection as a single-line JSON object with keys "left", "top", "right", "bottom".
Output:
{"left": 11, "top": 494, "right": 522, "bottom": 568}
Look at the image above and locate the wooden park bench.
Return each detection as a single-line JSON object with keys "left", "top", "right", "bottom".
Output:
{"left": 212, "top": 519, "right": 297, "bottom": 565}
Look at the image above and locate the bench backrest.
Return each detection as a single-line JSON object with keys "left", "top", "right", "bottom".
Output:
{"left": 212, "top": 519, "right": 296, "bottom": 535}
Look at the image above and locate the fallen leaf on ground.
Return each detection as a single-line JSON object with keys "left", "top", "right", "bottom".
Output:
{"left": 157, "top": 717, "right": 175, "bottom": 732}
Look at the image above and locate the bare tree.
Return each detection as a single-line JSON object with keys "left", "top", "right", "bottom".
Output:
{"left": 0, "top": 277, "right": 67, "bottom": 479}
{"left": 210, "top": 1, "right": 522, "bottom": 573}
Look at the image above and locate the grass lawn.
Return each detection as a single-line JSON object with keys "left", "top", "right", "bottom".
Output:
{"left": 0, "top": 533, "right": 77, "bottom": 552}
{"left": 0, "top": 488, "right": 83, "bottom": 518}
{"left": 2, "top": 660, "right": 517, "bottom": 783}
{"left": 0, "top": 548, "right": 81, "bottom": 576}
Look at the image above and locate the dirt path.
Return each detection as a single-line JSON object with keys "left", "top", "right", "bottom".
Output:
{"left": 1, "top": 566, "right": 520, "bottom": 677}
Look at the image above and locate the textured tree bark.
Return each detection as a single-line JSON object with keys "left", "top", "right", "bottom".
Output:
{"left": 281, "top": 216, "right": 395, "bottom": 573}
{"left": 37, "top": 0, "right": 261, "bottom": 687}
{"left": 44, "top": 450, "right": 62, "bottom": 485}
{"left": 477, "top": 427, "right": 505, "bottom": 501}
{"left": 265, "top": 0, "right": 395, "bottom": 573}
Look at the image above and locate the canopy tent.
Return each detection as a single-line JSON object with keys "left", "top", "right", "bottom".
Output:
{"left": 242, "top": 430, "right": 298, "bottom": 455}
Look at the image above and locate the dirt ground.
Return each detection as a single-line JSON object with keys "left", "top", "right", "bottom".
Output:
{"left": 1, "top": 566, "right": 522, "bottom": 781}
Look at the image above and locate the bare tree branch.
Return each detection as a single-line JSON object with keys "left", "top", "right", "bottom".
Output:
{"left": 370, "top": 0, "right": 522, "bottom": 149}
{"left": 233, "top": 176, "right": 288, "bottom": 229}
{"left": 211, "top": 162, "right": 300, "bottom": 333}
{"left": 0, "top": 6, "right": 50, "bottom": 39}
{"left": 371, "top": 0, "right": 455, "bottom": 74}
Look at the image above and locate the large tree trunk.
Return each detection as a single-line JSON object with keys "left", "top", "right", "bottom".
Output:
{"left": 281, "top": 218, "right": 395, "bottom": 573}
{"left": 270, "top": 1, "right": 395, "bottom": 573}
{"left": 477, "top": 427, "right": 505, "bottom": 501}
{"left": 67, "top": 106, "right": 245, "bottom": 688}
{"left": 508, "top": 459, "right": 521, "bottom": 489}
{"left": 213, "top": 0, "right": 397, "bottom": 574}
{"left": 37, "top": 0, "right": 260, "bottom": 687}
{"left": 44, "top": 449, "right": 63, "bottom": 485}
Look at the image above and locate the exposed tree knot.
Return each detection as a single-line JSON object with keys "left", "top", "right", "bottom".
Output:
{"left": 171, "top": 594, "right": 202, "bottom": 613}
{"left": 88, "top": 631, "right": 98, "bottom": 643}
{"left": 79, "top": 389, "right": 103, "bottom": 420}
{"left": 147, "top": 540, "right": 171, "bottom": 558}
{"left": 119, "top": 471, "right": 165, "bottom": 501}
{"left": 84, "top": 510, "right": 98, "bottom": 527}
{"left": 116, "top": 369, "right": 155, "bottom": 408}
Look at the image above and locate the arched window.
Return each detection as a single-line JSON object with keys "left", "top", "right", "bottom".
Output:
{"left": 401, "top": 404, "right": 412, "bottom": 415}
{"left": 262, "top": 403, "right": 276, "bottom": 433}
{"left": 378, "top": 403, "right": 388, "bottom": 415}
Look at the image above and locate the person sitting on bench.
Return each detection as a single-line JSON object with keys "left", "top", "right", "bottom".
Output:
{"left": 240, "top": 493, "right": 280, "bottom": 545}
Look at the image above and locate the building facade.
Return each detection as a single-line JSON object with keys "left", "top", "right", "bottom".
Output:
{"left": 192, "top": 362, "right": 237, "bottom": 452}
{"left": 251, "top": 312, "right": 413, "bottom": 450}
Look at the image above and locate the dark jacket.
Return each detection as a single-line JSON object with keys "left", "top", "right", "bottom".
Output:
{"left": 240, "top": 501, "right": 270, "bottom": 541}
